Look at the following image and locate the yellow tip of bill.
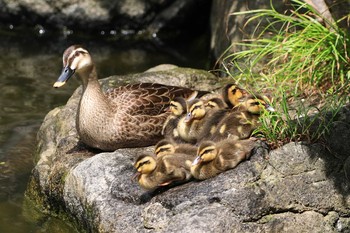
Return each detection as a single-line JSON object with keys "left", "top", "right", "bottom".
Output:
{"left": 53, "top": 81, "right": 66, "bottom": 88}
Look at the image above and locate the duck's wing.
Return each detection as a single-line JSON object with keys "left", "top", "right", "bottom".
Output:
{"left": 105, "top": 83, "right": 198, "bottom": 115}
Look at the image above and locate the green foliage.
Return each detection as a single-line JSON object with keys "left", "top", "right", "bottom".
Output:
{"left": 222, "top": 0, "right": 350, "bottom": 147}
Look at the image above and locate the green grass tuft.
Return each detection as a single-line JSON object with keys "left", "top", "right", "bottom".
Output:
{"left": 221, "top": 0, "right": 350, "bottom": 148}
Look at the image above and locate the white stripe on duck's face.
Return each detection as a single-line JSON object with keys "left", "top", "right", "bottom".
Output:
{"left": 67, "top": 48, "right": 91, "bottom": 70}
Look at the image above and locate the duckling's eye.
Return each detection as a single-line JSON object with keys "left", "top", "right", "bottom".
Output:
{"left": 206, "top": 103, "right": 215, "bottom": 108}
{"left": 251, "top": 101, "right": 261, "bottom": 106}
{"left": 158, "top": 147, "right": 170, "bottom": 153}
{"left": 138, "top": 160, "right": 150, "bottom": 168}
{"left": 192, "top": 105, "right": 201, "bottom": 111}
{"left": 143, "top": 160, "right": 150, "bottom": 165}
{"left": 169, "top": 103, "right": 176, "bottom": 107}
{"left": 201, "top": 149, "right": 214, "bottom": 155}
{"left": 231, "top": 89, "right": 237, "bottom": 94}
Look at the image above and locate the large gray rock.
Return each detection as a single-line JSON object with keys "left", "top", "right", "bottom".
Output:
{"left": 25, "top": 66, "right": 350, "bottom": 232}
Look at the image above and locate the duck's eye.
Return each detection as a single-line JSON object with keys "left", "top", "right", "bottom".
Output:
{"left": 231, "top": 89, "right": 237, "bottom": 94}
{"left": 251, "top": 101, "right": 261, "bottom": 106}
{"left": 201, "top": 149, "right": 214, "bottom": 155}
{"left": 192, "top": 105, "right": 201, "bottom": 111}
{"left": 74, "top": 52, "right": 81, "bottom": 57}
{"left": 138, "top": 160, "right": 150, "bottom": 168}
{"left": 158, "top": 147, "right": 169, "bottom": 153}
{"left": 206, "top": 103, "right": 215, "bottom": 108}
{"left": 144, "top": 160, "right": 150, "bottom": 165}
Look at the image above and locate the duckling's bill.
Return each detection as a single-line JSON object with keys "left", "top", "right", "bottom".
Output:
{"left": 184, "top": 112, "right": 192, "bottom": 123}
{"left": 132, "top": 172, "right": 141, "bottom": 181}
{"left": 192, "top": 156, "right": 202, "bottom": 166}
{"left": 53, "top": 66, "right": 75, "bottom": 88}
{"left": 265, "top": 105, "right": 275, "bottom": 112}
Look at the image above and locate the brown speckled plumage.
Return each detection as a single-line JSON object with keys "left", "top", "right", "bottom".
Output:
{"left": 54, "top": 45, "right": 197, "bottom": 151}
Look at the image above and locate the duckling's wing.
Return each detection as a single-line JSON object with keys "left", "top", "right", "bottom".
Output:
{"left": 105, "top": 83, "right": 196, "bottom": 116}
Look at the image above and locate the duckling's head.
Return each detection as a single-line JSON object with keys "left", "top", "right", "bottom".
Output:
{"left": 192, "top": 141, "right": 218, "bottom": 165}
{"left": 134, "top": 154, "right": 157, "bottom": 174}
{"left": 54, "top": 45, "right": 93, "bottom": 88}
{"left": 242, "top": 95, "right": 275, "bottom": 114}
{"left": 155, "top": 139, "right": 176, "bottom": 157}
{"left": 169, "top": 97, "right": 187, "bottom": 116}
{"left": 222, "top": 83, "right": 248, "bottom": 107}
{"left": 185, "top": 99, "right": 206, "bottom": 123}
{"left": 204, "top": 97, "right": 227, "bottom": 110}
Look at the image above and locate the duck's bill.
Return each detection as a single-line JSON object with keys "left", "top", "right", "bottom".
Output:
{"left": 53, "top": 81, "right": 66, "bottom": 88}
{"left": 184, "top": 112, "right": 192, "bottom": 123}
{"left": 158, "top": 181, "right": 172, "bottom": 186}
{"left": 53, "top": 66, "right": 75, "bottom": 88}
{"left": 132, "top": 172, "right": 141, "bottom": 181}
{"left": 265, "top": 105, "right": 275, "bottom": 112}
{"left": 192, "top": 156, "right": 202, "bottom": 166}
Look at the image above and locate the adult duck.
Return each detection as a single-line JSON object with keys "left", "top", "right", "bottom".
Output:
{"left": 54, "top": 45, "right": 199, "bottom": 151}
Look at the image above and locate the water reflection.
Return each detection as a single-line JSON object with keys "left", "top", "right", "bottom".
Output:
{"left": 0, "top": 31, "right": 209, "bottom": 232}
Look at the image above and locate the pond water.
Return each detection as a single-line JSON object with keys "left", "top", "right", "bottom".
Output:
{"left": 0, "top": 31, "right": 210, "bottom": 232}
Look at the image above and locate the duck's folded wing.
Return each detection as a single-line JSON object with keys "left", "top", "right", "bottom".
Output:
{"left": 105, "top": 83, "right": 198, "bottom": 115}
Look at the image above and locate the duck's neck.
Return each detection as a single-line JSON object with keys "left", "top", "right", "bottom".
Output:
{"left": 79, "top": 66, "right": 99, "bottom": 91}
{"left": 76, "top": 66, "right": 114, "bottom": 122}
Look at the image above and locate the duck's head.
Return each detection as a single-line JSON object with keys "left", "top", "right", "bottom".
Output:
{"left": 169, "top": 97, "right": 187, "bottom": 116}
{"left": 134, "top": 154, "right": 157, "bottom": 175}
{"left": 204, "top": 97, "right": 227, "bottom": 110}
{"left": 222, "top": 83, "right": 248, "bottom": 107}
{"left": 54, "top": 45, "right": 93, "bottom": 88}
{"left": 184, "top": 99, "right": 206, "bottom": 123}
{"left": 192, "top": 141, "right": 218, "bottom": 165}
{"left": 241, "top": 95, "right": 275, "bottom": 114}
{"left": 155, "top": 139, "right": 176, "bottom": 157}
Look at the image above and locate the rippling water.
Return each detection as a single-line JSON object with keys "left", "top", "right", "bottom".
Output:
{"left": 0, "top": 31, "right": 209, "bottom": 232}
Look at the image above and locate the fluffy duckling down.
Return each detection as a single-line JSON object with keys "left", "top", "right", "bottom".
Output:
{"left": 208, "top": 94, "right": 274, "bottom": 142}
{"left": 154, "top": 139, "right": 197, "bottom": 158}
{"left": 133, "top": 152, "right": 194, "bottom": 190}
{"left": 162, "top": 97, "right": 188, "bottom": 142}
{"left": 190, "top": 138, "right": 258, "bottom": 180}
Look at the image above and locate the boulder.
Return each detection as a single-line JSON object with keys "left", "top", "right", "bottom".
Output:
{"left": 25, "top": 66, "right": 350, "bottom": 232}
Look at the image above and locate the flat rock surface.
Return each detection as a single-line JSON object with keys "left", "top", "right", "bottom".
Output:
{"left": 26, "top": 66, "right": 350, "bottom": 232}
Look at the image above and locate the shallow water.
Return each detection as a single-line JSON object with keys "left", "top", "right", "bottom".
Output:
{"left": 0, "top": 31, "right": 209, "bottom": 232}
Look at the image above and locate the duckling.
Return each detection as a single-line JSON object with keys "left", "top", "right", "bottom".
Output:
{"left": 176, "top": 99, "right": 209, "bottom": 143}
{"left": 195, "top": 85, "right": 248, "bottom": 142}
{"left": 53, "top": 45, "right": 199, "bottom": 151}
{"left": 191, "top": 139, "right": 257, "bottom": 180}
{"left": 195, "top": 97, "right": 232, "bottom": 142}
{"left": 211, "top": 95, "right": 274, "bottom": 141}
{"left": 133, "top": 153, "right": 193, "bottom": 190}
{"left": 154, "top": 139, "right": 197, "bottom": 158}
{"left": 222, "top": 83, "right": 249, "bottom": 108}
{"left": 162, "top": 97, "right": 188, "bottom": 142}
{"left": 204, "top": 97, "right": 228, "bottom": 111}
